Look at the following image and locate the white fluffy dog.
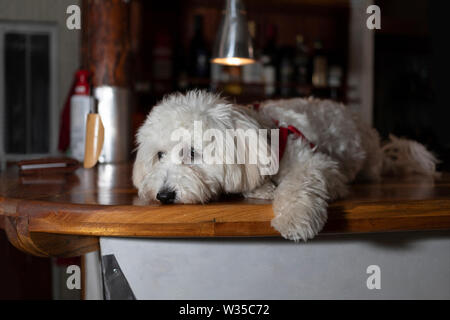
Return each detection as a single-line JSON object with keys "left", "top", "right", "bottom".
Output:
{"left": 133, "top": 90, "right": 438, "bottom": 241}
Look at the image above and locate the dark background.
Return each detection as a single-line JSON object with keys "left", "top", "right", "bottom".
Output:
{"left": 374, "top": 0, "right": 450, "bottom": 170}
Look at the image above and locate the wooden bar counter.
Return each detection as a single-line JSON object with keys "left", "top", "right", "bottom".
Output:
{"left": 1, "top": 163, "right": 450, "bottom": 258}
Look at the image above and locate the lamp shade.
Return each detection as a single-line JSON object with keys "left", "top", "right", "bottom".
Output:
{"left": 211, "top": 0, "right": 255, "bottom": 66}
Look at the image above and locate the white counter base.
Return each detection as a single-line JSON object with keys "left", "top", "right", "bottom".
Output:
{"left": 93, "top": 231, "right": 450, "bottom": 299}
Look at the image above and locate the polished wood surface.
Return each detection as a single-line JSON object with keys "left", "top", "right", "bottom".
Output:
{"left": 1, "top": 163, "right": 450, "bottom": 257}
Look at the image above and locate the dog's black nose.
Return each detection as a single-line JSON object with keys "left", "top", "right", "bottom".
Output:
{"left": 156, "top": 190, "right": 176, "bottom": 204}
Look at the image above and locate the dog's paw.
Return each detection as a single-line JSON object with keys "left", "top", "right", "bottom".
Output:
{"left": 243, "top": 181, "right": 276, "bottom": 200}
{"left": 271, "top": 200, "right": 327, "bottom": 242}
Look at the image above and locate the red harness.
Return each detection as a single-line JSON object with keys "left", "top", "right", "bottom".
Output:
{"left": 252, "top": 103, "right": 315, "bottom": 160}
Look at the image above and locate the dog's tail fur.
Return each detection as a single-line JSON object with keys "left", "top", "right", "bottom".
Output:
{"left": 381, "top": 134, "right": 440, "bottom": 177}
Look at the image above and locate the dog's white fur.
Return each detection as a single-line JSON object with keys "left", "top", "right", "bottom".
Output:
{"left": 133, "top": 90, "right": 439, "bottom": 241}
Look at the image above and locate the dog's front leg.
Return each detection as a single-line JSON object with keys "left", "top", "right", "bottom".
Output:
{"left": 243, "top": 180, "right": 276, "bottom": 200}
{"left": 271, "top": 152, "right": 348, "bottom": 241}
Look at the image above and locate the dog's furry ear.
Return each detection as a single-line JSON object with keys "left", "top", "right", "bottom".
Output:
{"left": 133, "top": 117, "right": 158, "bottom": 191}
{"left": 219, "top": 106, "right": 274, "bottom": 193}
{"left": 132, "top": 147, "right": 146, "bottom": 190}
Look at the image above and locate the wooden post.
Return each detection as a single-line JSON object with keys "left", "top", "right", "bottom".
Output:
{"left": 82, "top": 0, "right": 131, "bottom": 88}
{"left": 80, "top": 0, "right": 138, "bottom": 163}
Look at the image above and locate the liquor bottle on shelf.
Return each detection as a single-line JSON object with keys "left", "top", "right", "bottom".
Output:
{"left": 188, "top": 14, "right": 210, "bottom": 88}
{"left": 311, "top": 39, "right": 328, "bottom": 89}
{"left": 223, "top": 66, "right": 243, "bottom": 96}
{"left": 328, "top": 65, "right": 343, "bottom": 100}
{"left": 175, "top": 41, "right": 189, "bottom": 92}
{"left": 209, "top": 63, "right": 223, "bottom": 92}
{"left": 293, "top": 34, "right": 311, "bottom": 96}
{"left": 279, "top": 46, "right": 294, "bottom": 97}
{"left": 151, "top": 30, "right": 173, "bottom": 95}
{"left": 261, "top": 23, "right": 279, "bottom": 97}
{"left": 177, "top": 66, "right": 189, "bottom": 92}
{"left": 242, "top": 21, "right": 263, "bottom": 85}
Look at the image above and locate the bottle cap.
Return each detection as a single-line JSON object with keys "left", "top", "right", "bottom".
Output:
{"left": 74, "top": 70, "right": 91, "bottom": 95}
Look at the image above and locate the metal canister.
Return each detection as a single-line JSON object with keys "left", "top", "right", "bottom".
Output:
{"left": 94, "top": 86, "right": 131, "bottom": 163}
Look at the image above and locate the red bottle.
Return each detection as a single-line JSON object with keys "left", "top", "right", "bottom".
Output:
{"left": 74, "top": 70, "right": 90, "bottom": 95}
{"left": 58, "top": 70, "right": 91, "bottom": 152}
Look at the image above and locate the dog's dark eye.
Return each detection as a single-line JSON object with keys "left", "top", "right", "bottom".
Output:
{"left": 157, "top": 151, "right": 164, "bottom": 160}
